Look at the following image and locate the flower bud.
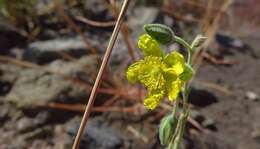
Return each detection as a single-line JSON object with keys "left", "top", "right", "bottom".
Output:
{"left": 190, "top": 35, "right": 207, "bottom": 49}
{"left": 159, "top": 113, "right": 178, "bottom": 145}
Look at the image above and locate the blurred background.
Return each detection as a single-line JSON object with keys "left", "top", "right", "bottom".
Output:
{"left": 0, "top": 0, "right": 259, "bottom": 149}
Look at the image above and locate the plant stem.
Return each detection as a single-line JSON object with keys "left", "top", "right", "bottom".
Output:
{"left": 174, "top": 36, "right": 192, "bottom": 65}
{"left": 172, "top": 111, "right": 189, "bottom": 149}
{"left": 174, "top": 36, "right": 192, "bottom": 52}
{"left": 168, "top": 36, "right": 195, "bottom": 149}
{"left": 71, "top": 0, "right": 130, "bottom": 149}
{"left": 172, "top": 97, "right": 179, "bottom": 118}
{"left": 167, "top": 97, "right": 180, "bottom": 149}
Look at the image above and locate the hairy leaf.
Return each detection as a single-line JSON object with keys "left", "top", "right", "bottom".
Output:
{"left": 144, "top": 24, "right": 174, "bottom": 45}
{"left": 180, "top": 64, "right": 193, "bottom": 81}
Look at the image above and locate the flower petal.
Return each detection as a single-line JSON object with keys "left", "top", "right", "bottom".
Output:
{"left": 166, "top": 78, "right": 183, "bottom": 101}
{"left": 163, "top": 51, "right": 185, "bottom": 75}
{"left": 138, "top": 34, "right": 163, "bottom": 57}
{"left": 126, "top": 61, "right": 143, "bottom": 83}
{"left": 144, "top": 90, "right": 164, "bottom": 110}
{"left": 138, "top": 56, "right": 166, "bottom": 90}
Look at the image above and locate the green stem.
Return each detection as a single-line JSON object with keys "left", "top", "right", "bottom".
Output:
{"left": 168, "top": 98, "right": 180, "bottom": 149}
{"left": 187, "top": 50, "right": 192, "bottom": 66}
{"left": 172, "top": 111, "right": 189, "bottom": 149}
{"left": 168, "top": 112, "right": 184, "bottom": 149}
{"left": 172, "top": 97, "right": 179, "bottom": 118}
{"left": 174, "top": 36, "right": 192, "bottom": 53}
{"left": 167, "top": 36, "right": 199, "bottom": 149}
{"left": 174, "top": 36, "right": 192, "bottom": 65}
{"left": 168, "top": 36, "right": 194, "bottom": 149}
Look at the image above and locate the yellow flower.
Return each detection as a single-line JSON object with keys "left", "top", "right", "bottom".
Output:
{"left": 138, "top": 34, "right": 164, "bottom": 57}
{"left": 126, "top": 34, "right": 193, "bottom": 110}
{"left": 144, "top": 90, "right": 164, "bottom": 110}
{"left": 163, "top": 52, "right": 185, "bottom": 101}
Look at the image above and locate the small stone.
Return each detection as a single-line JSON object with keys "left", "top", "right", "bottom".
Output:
{"left": 251, "top": 130, "right": 260, "bottom": 139}
{"left": 23, "top": 37, "right": 87, "bottom": 64}
{"left": 189, "top": 110, "right": 205, "bottom": 123}
{"left": 17, "top": 117, "right": 33, "bottom": 132}
{"left": 251, "top": 126, "right": 260, "bottom": 143}
{"left": 202, "top": 118, "right": 217, "bottom": 131}
{"left": 68, "top": 117, "right": 123, "bottom": 149}
{"left": 22, "top": 126, "right": 52, "bottom": 140}
{"left": 0, "top": 104, "right": 9, "bottom": 123}
{"left": 245, "top": 91, "right": 259, "bottom": 101}
{"left": 17, "top": 112, "right": 49, "bottom": 133}
{"left": 4, "top": 55, "right": 98, "bottom": 108}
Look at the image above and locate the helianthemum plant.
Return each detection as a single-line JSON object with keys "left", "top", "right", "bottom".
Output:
{"left": 126, "top": 24, "right": 206, "bottom": 149}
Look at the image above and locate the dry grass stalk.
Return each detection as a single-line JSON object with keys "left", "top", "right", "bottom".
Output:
{"left": 193, "top": 0, "right": 234, "bottom": 71}
{"left": 55, "top": 0, "right": 98, "bottom": 54}
{"left": 109, "top": 0, "right": 136, "bottom": 61}
{"left": 71, "top": 0, "right": 131, "bottom": 148}
{"left": 75, "top": 16, "right": 116, "bottom": 28}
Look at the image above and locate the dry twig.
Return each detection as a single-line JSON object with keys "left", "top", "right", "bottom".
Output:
{"left": 75, "top": 16, "right": 116, "bottom": 28}
{"left": 55, "top": 0, "right": 98, "bottom": 54}
{"left": 202, "top": 52, "right": 238, "bottom": 65}
{"left": 72, "top": 0, "right": 131, "bottom": 148}
{"left": 127, "top": 125, "right": 149, "bottom": 143}
{"left": 193, "top": 0, "right": 234, "bottom": 71}
{"left": 108, "top": 0, "right": 136, "bottom": 61}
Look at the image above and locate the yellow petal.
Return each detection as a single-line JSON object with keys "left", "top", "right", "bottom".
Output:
{"left": 138, "top": 34, "right": 163, "bottom": 57}
{"left": 167, "top": 78, "right": 183, "bottom": 101}
{"left": 138, "top": 56, "right": 166, "bottom": 90}
{"left": 163, "top": 51, "right": 185, "bottom": 75}
{"left": 126, "top": 61, "right": 143, "bottom": 83}
{"left": 144, "top": 96, "right": 160, "bottom": 110}
{"left": 144, "top": 90, "right": 164, "bottom": 110}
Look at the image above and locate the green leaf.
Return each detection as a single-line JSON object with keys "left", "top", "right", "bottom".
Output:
{"left": 180, "top": 64, "right": 194, "bottom": 81}
{"left": 138, "top": 34, "right": 163, "bottom": 57}
{"left": 0, "top": 0, "right": 9, "bottom": 17}
{"left": 159, "top": 113, "right": 178, "bottom": 145}
{"left": 163, "top": 51, "right": 185, "bottom": 75}
{"left": 144, "top": 24, "right": 174, "bottom": 45}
